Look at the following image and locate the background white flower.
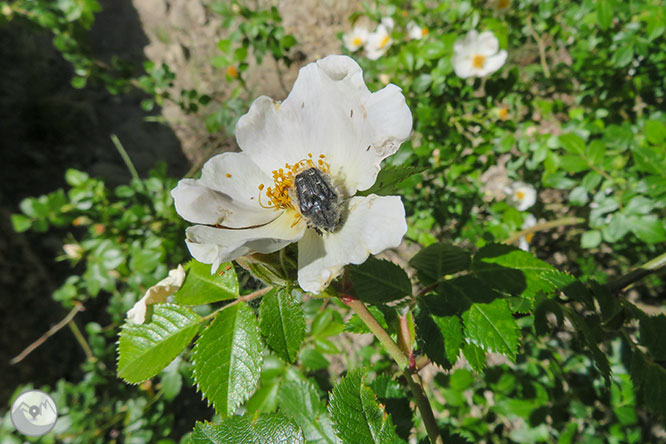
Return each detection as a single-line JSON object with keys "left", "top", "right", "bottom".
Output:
{"left": 127, "top": 265, "right": 186, "bottom": 323}
{"left": 518, "top": 214, "right": 537, "bottom": 251}
{"left": 365, "top": 24, "right": 392, "bottom": 60}
{"left": 171, "top": 55, "right": 412, "bottom": 294}
{"left": 343, "top": 26, "right": 369, "bottom": 52}
{"left": 407, "top": 21, "right": 428, "bottom": 40}
{"left": 452, "top": 30, "right": 508, "bottom": 78}
{"left": 505, "top": 181, "right": 537, "bottom": 211}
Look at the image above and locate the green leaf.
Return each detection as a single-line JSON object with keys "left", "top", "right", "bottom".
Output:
{"left": 409, "top": 243, "right": 471, "bottom": 285}
{"left": 192, "top": 302, "right": 263, "bottom": 416}
{"left": 462, "top": 299, "right": 519, "bottom": 360}
{"left": 645, "top": 120, "right": 666, "bottom": 145}
{"left": 559, "top": 133, "right": 585, "bottom": 155}
{"left": 612, "top": 45, "right": 634, "bottom": 68}
{"left": 639, "top": 315, "right": 666, "bottom": 361}
{"left": 11, "top": 214, "right": 32, "bottom": 232}
{"left": 299, "top": 347, "right": 329, "bottom": 371}
{"left": 349, "top": 257, "right": 412, "bottom": 304}
{"left": 472, "top": 244, "right": 573, "bottom": 303}
{"left": 415, "top": 306, "right": 462, "bottom": 369}
{"left": 356, "top": 165, "right": 426, "bottom": 197}
{"left": 329, "top": 369, "right": 403, "bottom": 444}
{"left": 160, "top": 357, "right": 183, "bottom": 401}
{"left": 118, "top": 304, "right": 200, "bottom": 384}
{"left": 278, "top": 380, "right": 338, "bottom": 444}
{"left": 65, "top": 168, "right": 89, "bottom": 186}
{"left": 462, "top": 343, "right": 486, "bottom": 373}
{"left": 581, "top": 230, "right": 602, "bottom": 249}
{"left": 596, "top": 0, "right": 613, "bottom": 30}
{"left": 259, "top": 288, "right": 305, "bottom": 363}
{"left": 632, "top": 145, "right": 665, "bottom": 176}
{"left": 629, "top": 215, "right": 666, "bottom": 244}
{"left": 190, "top": 414, "right": 304, "bottom": 444}
{"left": 175, "top": 260, "right": 239, "bottom": 305}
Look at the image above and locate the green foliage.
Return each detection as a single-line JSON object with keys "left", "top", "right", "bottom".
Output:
{"left": 118, "top": 303, "right": 201, "bottom": 384}
{"left": 175, "top": 260, "right": 239, "bottom": 305}
{"left": 190, "top": 414, "right": 304, "bottom": 444}
{"left": 259, "top": 288, "right": 306, "bottom": 363}
{"left": 192, "top": 302, "right": 263, "bottom": 417}
{"left": 278, "top": 380, "right": 338, "bottom": 444}
{"left": 349, "top": 257, "right": 412, "bottom": 304}
{"left": 328, "top": 369, "right": 403, "bottom": 444}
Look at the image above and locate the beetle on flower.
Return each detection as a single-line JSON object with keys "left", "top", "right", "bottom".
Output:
{"left": 171, "top": 55, "right": 412, "bottom": 294}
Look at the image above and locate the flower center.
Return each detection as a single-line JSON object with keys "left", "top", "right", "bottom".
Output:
{"left": 515, "top": 190, "right": 525, "bottom": 200}
{"left": 421, "top": 27, "right": 429, "bottom": 36}
{"left": 472, "top": 54, "right": 486, "bottom": 69}
{"left": 525, "top": 232, "right": 534, "bottom": 243}
{"left": 379, "top": 35, "right": 390, "bottom": 49}
{"left": 352, "top": 36, "right": 363, "bottom": 47}
{"left": 257, "top": 153, "right": 331, "bottom": 212}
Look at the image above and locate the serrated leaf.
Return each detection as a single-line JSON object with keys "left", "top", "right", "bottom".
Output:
{"left": 357, "top": 165, "right": 426, "bottom": 197}
{"left": 462, "top": 343, "right": 486, "bottom": 373}
{"left": 278, "top": 380, "right": 338, "bottom": 444}
{"left": 409, "top": 243, "right": 471, "bottom": 285}
{"left": 462, "top": 299, "right": 519, "bottom": 360}
{"left": 639, "top": 314, "right": 666, "bottom": 361}
{"left": 414, "top": 306, "right": 462, "bottom": 369}
{"left": 349, "top": 257, "right": 412, "bottom": 304}
{"left": 564, "top": 309, "right": 610, "bottom": 382}
{"left": 175, "top": 259, "right": 239, "bottom": 305}
{"left": 472, "top": 244, "right": 574, "bottom": 303}
{"left": 190, "top": 414, "right": 304, "bottom": 444}
{"left": 118, "top": 303, "right": 200, "bottom": 384}
{"left": 329, "top": 369, "right": 403, "bottom": 444}
{"left": 259, "top": 288, "right": 305, "bottom": 363}
{"left": 370, "top": 375, "right": 413, "bottom": 441}
{"left": 192, "top": 302, "right": 263, "bottom": 416}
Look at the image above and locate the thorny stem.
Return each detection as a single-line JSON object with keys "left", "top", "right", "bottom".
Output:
{"left": 606, "top": 251, "right": 666, "bottom": 293}
{"left": 200, "top": 286, "right": 273, "bottom": 322}
{"left": 345, "top": 298, "right": 444, "bottom": 444}
{"left": 504, "top": 216, "right": 585, "bottom": 245}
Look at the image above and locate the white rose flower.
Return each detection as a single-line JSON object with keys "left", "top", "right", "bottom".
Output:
{"left": 127, "top": 265, "right": 186, "bottom": 324}
{"left": 343, "top": 26, "right": 369, "bottom": 52}
{"left": 505, "top": 181, "right": 537, "bottom": 211}
{"left": 407, "top": 21, "right": 429, "bottom": 40}
{"left": 452, "top": 30, "right": 508, "bottom": 78}
{"left": 365, "top": 24, "right": 393, "bottom": 60}
{"left": 171, "top": 55, "right": 412, "bottom": 294}
{"left": 518, "top": 214, "right": 537, "bottom": 251}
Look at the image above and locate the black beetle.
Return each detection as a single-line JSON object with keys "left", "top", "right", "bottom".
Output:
{"left": 293, "top": 167, "right": 342, "bottom": 233}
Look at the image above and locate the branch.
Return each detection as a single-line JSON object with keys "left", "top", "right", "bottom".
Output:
{"left": 344, "top": 297, "right": 443, "bottom": 444}
{"left": 504, "top": 217, "right": 585, "bottom": 245}
{"left": 10, "top": 302, "right": 85, "bottom": 364}
{"left": 606, "top": 251, "right": 666, "bottom": 293}
{"left": 200, "top": 286, "right": 273, "bottom": 322}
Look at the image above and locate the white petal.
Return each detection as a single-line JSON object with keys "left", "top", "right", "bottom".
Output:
{"left": 171, "top": 152, "right": 276, "bottom": 228}
{"left": 235, "top": 55, "right": 411, "bottom": 196}
{"left": 476, "top": 31, "right": 500, "bottom": 56}
{"left": 479, "top": 50, "right": 507, "bottom": 76}
{"left": 518, "top": 237, "right": 530, "bottom": 251}
{"left": 185, "top": 212, "right": 307, "bottom": 273}
{"left": 297, "top": 195, "right": 407, "bottom": 294}
{"left": 127, "top": 265, "right": 186, "bottom": 324}
{"left": 452, "top": 54, "right": 475, "bottom": 78}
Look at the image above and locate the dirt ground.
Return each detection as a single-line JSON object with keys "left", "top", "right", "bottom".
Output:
{"left": 0, "top": 0, "right": 361, "bottom": 412}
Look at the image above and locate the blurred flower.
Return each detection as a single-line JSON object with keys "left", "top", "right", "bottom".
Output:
{"left": 407, "top": 21, "right": 429, "bottom": 40}
{"left": 488, "top": 0, "right": 511, "bottom": 12}
{"left": 518, "top": 214, "right": 537, "bottom": 251}
{"left": 171, "top": 55, "right": 411, "bottom": 294}
{"left": 452, "top": 30, "right": 507, "bottom": 78}
{"left": 498, "top": 106, "right": 509, "bottom": 120}
{"left": 63, "top": 243, "right": 84, "bottom": 260}
{"left": 365, "top": 24, "right": 393, "bottom": 60}
{"left": 505, "top": 181, "right": 537, "bottom": 211}
{"left": 127, "top": 265, "right": 186, "bottom": 324}
{"left": 379, "top": 73, "right": 391, "bottom": 84}
{"left": 343, "top": 26, "right": 369, "bottom": 52}
{"left": 380, "top": 17, "right": 395, "bottom": 31}
{"left": 226, "top": 65, "right": 239, "bottom": 79}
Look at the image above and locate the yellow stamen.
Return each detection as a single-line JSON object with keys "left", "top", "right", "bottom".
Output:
{"left": 421, "top": 27, "right": 429, "bottom": 36}
{"left": 473, "top": 54, "right": 486, "bottom": 69}
{"left": 499, "top": 107, "right": 508, "bottom": 120}
{"left": 515, "top": 191, "right": 525, "bottom": 200}
{"left": 226, "top": 66, "right": 238, "bottom": 78}
{"left": 525, "top": 232, "right": 534, "bottom": 243}
{"left": 352, "top": 36, "right": 363, "bottom": 47}
{"left": 225, "top": 173, "right": 231, "bottom": 178}
{"left": 379, "top": 35, "right": 390, "bottom": 49}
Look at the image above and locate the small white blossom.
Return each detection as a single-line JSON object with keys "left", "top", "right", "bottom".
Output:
{"left": 407, "top": 21, "right": 429, "bottom": 40}
{"left": 343, "top": 26, "right": 369, "bottom": 52}
{"left": 380, "top": 17, "right": 395, "bottom": 32}
{"left": 365, "top": 24, "right": 393, "bottom": 60}
{"left": 505, "top": 181, "right": 537, "bottom": 211}
{"left": 171, "top": 55, "right": 412, "bottom": 294}
{"left": 518, "top": 214, "right": 537, "bottom": 251}
{"left": 127, "top": 265, "right": 186, "bottom": 324}
{"left": 452, "top": 30, "right": 507, "bottom": 78}
{"left": 63, "top": 243, "right": 84, "bottom": 260}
